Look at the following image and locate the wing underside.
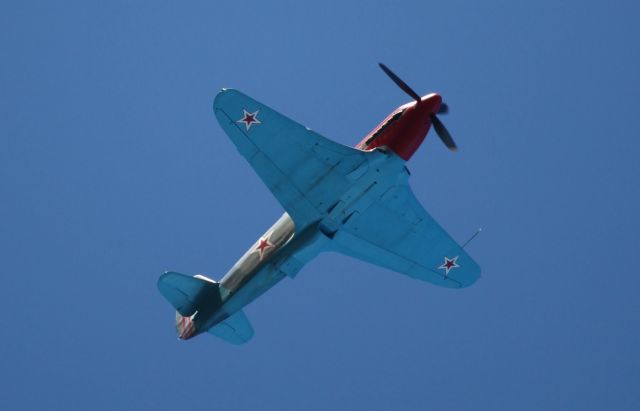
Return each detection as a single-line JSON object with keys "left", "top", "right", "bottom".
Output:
{"left": 213, "top": 89, "right": 480, "bottom": 289}
{"left": 213, "top": 89, "right": 368, "bottom": 232}
{"left": 331, "top": 170, "right": 481, "bottom": 288}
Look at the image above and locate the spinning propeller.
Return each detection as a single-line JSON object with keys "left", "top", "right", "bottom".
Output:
{"left": 379, "top": 63, "right": 457, "bottom": 152}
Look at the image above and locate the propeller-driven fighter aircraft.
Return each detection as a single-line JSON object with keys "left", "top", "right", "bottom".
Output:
{"left": 158, "top": 64, "right": 481, "bottom": 344}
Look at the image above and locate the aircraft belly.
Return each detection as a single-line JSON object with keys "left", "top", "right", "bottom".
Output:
{"left": 207, "top": 149, "right": 407, "bottom": 330}
{"left": 220, "top": 149, "right": 405, "bottom": 295}
{"left": 221, "top": 264, "right": 287, "bottom": 315}
{"left": 207, "top": 218, "right": 336, "bottom": 328}
{"left": 219, "top": 213, "right": 295, "bottom": 292}
{"left": 319, "top": 149, "right": 407, "bottom": 236}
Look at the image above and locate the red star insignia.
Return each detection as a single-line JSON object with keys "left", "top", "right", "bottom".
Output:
{"left": 438, "top": 256, "right": 460, "bottom": 277}
{"left": 237, "top": 109, "right": 261, "bottom": 131}
{"left": 254, "top": 235, "right": 274, "bottom": 260}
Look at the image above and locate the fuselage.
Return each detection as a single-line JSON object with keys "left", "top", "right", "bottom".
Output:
{"left": 185, "top": 92, "right": 443, "bottom": 338}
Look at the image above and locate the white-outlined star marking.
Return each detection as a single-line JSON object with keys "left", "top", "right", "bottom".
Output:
{"left": 236, "top": 109, "right": 261, "bottom": 131}
{"left": 253, "top": 234, "right": 274, "bottom": 260}
{"left": 438, "top": 256, "right": 460, "bottom": 277}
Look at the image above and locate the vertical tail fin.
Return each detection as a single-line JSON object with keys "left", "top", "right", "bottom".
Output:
{"left": 175, "top": 311, "right": 198, "bottom": 340}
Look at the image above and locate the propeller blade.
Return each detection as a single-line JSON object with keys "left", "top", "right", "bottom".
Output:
{"left": 379, "top": 63, "right": 421, "bottom": 102}
{"left": 431, "top": 115, "right": 458, "bottom": 152}
{"left": 438, "top": 102, "right": 449, "bottom": 114}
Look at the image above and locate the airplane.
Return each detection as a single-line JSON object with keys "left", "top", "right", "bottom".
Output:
{"left": 158, "top": 64, "right": 481, "bottom": 344}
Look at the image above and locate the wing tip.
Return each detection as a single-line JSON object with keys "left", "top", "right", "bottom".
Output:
{"left": 213, "top": 88, "right": 245, "bottom": 112}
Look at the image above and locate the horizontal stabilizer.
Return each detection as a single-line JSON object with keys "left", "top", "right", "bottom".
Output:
{"left": 157, "top": 272, "right": 221, "bottom": 317}
{"left": 208, "top": 310, "right": 254, "bottom": 345}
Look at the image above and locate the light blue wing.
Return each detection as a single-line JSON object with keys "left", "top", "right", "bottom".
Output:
{"left": 213, "top": 89, "right": 368, "bottom": 232}
{"left": 208, "top": 310, "right": 254, "bottom": 345}
{"left": 332, "top": 170, "right": 481, "bottom": 288}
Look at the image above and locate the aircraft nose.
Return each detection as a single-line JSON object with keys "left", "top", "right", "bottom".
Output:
{"left": 420, "top": 93, "right": 442, "bottom": 113}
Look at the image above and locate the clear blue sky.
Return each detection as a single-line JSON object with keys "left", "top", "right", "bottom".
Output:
{"left": 2, "top": 1, "right": 639, "bottom": 409}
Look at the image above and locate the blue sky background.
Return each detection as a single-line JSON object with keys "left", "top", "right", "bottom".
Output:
{"left": 2, "top": 1, "right": 639, "bottom": 409}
